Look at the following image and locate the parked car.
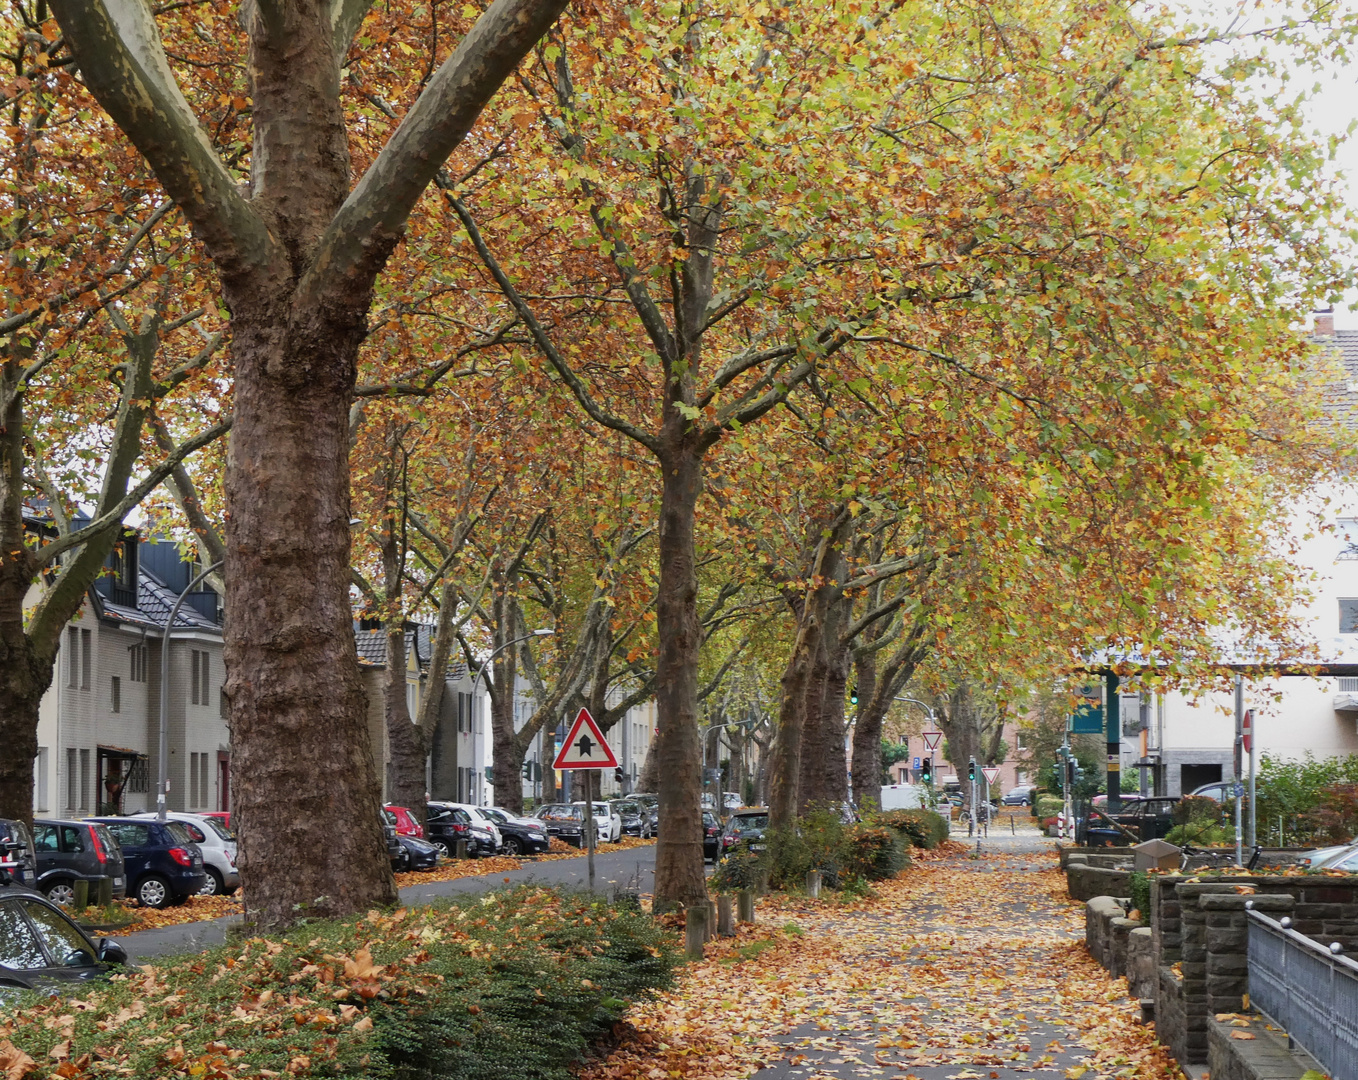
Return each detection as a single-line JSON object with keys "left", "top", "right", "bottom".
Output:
{"left": 89, "top": 818, "right": 204, "bottom": 908}
{"left": 395, "top": 834, "right": 440, "bottom": 871}
{"left": 702, "top": 809, "right": 722, "bottom": 861}
{"left": 428, "top": 803, "right": 502, "bottom": 853}
{"left": 0, "top": 879, "right": 131, "bottom": 1000}
{"left": 720, "top": 808, "right": 769, "bottom": 857}
{"left": 384, "top": 804, "right": 424, "bottom": 839}
{"left": 572, "top": 801, "right": 622, "bottom": 843}
{"left": 610, "top": 799, "right": 652, "bottom": 838}
{"left": 722, "top": 792, "right": 743, "bottom": 811}
{"left": 1080, "top": 796, "right": 1179, "bottom": 846}
{"left": 31, "top": 819, "right": 127, "bottom": 905}
{"left": 425, "top": 805, "right": 496, "bottom": 857}
{"left": 1311, "top": 842, "right": 1358, "bottom": 873}
{"left": 0, "top": 819, "right": 37, "bottom": 889}
{"left": 1188, "top": 782, "right": 1237, "bottom": 802}
{"left": 202, "top": 811, "right": 231, "bottom": 829}
{"left": 129, "top": 812, "right": 238, "bottom": 896}
{"left": 534, "top": 803, "right": 586, "bottom": 847}
{"left": 630, "top": 793, "right": 660, "bottom": 834}
{"left": 1002, "top": 785, "right": 1037, "bottom": 806}
{"left": 379, "top": 808, "right": 409, "bottom": 868}
{"left": 480, "top": 807, "right": 550, "bottom": 856}
{"left": 1298, "top": 839, "right": 1358, "bottom": 867}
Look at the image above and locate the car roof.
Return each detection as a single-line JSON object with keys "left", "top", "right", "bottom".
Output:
{"left": 33, "top": 817, "right": 98, "bottom": 827}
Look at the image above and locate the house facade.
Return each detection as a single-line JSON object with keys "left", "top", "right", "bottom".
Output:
{"left": 30, "top": 534, "right": 230, "bottom": 818}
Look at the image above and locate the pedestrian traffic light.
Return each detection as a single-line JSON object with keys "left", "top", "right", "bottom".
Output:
{"left": 1067, "top": 759, "right": 1079, "bottom": 786}
{"left": 522, "top": 760, "right": 533, "bottom": 780}
{"left": 850, "top": 685, "right": 858, "bottom": 706}
{"left": 920, "top": 758, "right": 932, "bottom": 783}
{"left": 967, "top": 759, "right": 976, "bottom": 782}
{"left": 614, "top": 767, "right": 624, "bottom": 785}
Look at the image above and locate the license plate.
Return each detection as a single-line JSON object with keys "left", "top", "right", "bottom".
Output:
{"left": 750, "top": 844, "right": 766, "bottom": 853}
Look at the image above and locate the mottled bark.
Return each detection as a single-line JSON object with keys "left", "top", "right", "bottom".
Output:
{"left": 651, "top": 445, "right": 708, "bottom": 911}
{"left": 849, "top": 649, "right": 881, "bottom": 806}
{"left": 384, "top": 623, "right": 428, "bottom": 822}
{"left": 796, "top": 636, "right": 832, "bottom": 811}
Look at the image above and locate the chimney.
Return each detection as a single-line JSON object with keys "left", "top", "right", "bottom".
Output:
{"left": 1315, "top": 306, "right": 1336, "bottom": 337}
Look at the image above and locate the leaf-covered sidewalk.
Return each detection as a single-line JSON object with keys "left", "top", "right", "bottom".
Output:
{"left": 583, "top": 839, "right": 1180, "bottom": 1080}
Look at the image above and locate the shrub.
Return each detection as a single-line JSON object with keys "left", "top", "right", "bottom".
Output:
{"left": 1, "top": 887, "right": 675, "bottom": 1080}
{"left": 1034, "top": 794, "right": 1065, "bottom": 821}
{"left": 1128, "top": 871, "right": 1151, "bottom": 918}
{"left": 1309, "top": 782, "right": 1358, "bottom": 844}
{"left": 1172, "top": 795, "right": 1223, "bottom": 827}
{"left": 874, "top": 809, "right": 949, "bottom": 849}
{"left": 709, "top": 846, "right": 762, "bottom": 893}
{"left": 839, "top": 825, "right": 908, "bottom": 881}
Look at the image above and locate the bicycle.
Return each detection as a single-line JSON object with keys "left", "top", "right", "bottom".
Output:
{"left": 1180, "top": 843, "right": 1263, "bottom": 872}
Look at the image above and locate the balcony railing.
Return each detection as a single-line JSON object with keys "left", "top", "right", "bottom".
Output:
{"left": 1248, "top": 907, "right": 1358, "bottom": 1080}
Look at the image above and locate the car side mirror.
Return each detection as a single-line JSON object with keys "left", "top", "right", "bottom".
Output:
{"left": 98, "top": 938, "right": 128, "bottom": 966}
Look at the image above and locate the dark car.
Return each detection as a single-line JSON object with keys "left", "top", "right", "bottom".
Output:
{"left": 481, "top": 807, "right": 551, "bottom": 856}
{"left": 720, "top": 809, "right": 769, "bottom": 857}
{"left": 395, "top": 834, "right": 440, "bottom": 871}
{"left": 611, "top": 800, "right": 651, "bottom": 839}
{"left": 425, "top": 805, "right": 496, "bottom": 858}
{"left": 631, "top": 794, "right": 660, "bottom": 835}
{"left": 1081, "top": 796, "right": 1180, "bottom": 846}
{"left": 702, "top": 809, "right": 723, "bottom": 861}
{"left": 535, "top": 803, "right": 586, "bottom": 847}
{"left": 379, "top": 808, "right": 407, "bottom": 869}
{"left": 0, "top": 879, "right": 130, "bottom": 1002}
{"left": 1002, "top": 785, "right": 1036, "bottom": 806}
{"left": 89, "top": 818, "right": 205, "bottom": 908}
{"left": 0, "top": 819, "right": 37, "bottom": 889}
{"left": 31, "top": 819, "right": 127, "bottom": 904}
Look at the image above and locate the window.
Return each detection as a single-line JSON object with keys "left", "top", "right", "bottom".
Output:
{"left": 189, "top": 752, "right": 199, "bottom": 806}
{"left": 220, "top": 688, "right": 228, "bottom": 719}
{"left": 111, "top": 676, "right": 121, "bottom": 714}
{"left": 1340, "top": 598, "right": 1358, "bottom": 635}
{"left": 80, "top": 629, "right": 91, "bottom": 690}
{"left": 189, "top": 752, "right": 209, "bottom": 808}
{"left": 0, "top": 903, "right": 46, "bottom": 970}
{"left": 32, "top": 748, "right": 47, "bottom": 813}
{"left": 67, "top": 627, "right": 78, "bottom": 688}
{"left": 23, "top": 900, "right": 95, "bottom": 966}
{"left": 128, "top": 644, "right": 147, "bottom": 683}
{"left": 189, "top": 649, "right": 211, "bottom": 706}
{"left": 201, "top": 754, "right": 209, "bottom": 808}
{"left": 64, "top": 749, "right": 77, "bottom": 810}
{"left": 79, "top": 749, "right": 90, "bottom": 812}
{"left": 125, "top": 757, "right": 149, "bottom": 794}
{"left": 105, "top": 823, "right": 149, "bottom": 848}
{"left": 1339, "top": 519, "right": 1358, "bottom": 560}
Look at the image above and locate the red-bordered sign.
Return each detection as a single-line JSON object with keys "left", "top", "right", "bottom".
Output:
{"left": 922, "top": 731, "right": 942, "bottom": 751}
{"left": 552, "top": 707, "right": 619, "bottom": 769}
{"left": 981, "top": 766, "right": 1001, "bottom": 786}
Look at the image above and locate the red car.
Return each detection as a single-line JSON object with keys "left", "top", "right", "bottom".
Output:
{"left": 202, "top": 811, "right": 231, "bottom": 831}
{"left": 383, "top": 804, "right": 424, "bottom": 839}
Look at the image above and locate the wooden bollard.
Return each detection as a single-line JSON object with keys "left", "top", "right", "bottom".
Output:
{"left": 96, "top": 876, "right": 113, "bottom": 907}
{"left": 685, "top": 904, "right": 708, "bottom": 959}
{"left": 72, "top": 879, "right": 89, "bottom": 911}
{"left": 717, "top": 895, "right": 736, "bottom": 937}
{"left": 455, "top": 839, "right": 468, "bottom": 860}
{"left": 737, "top": 888, "right": 756, "bottom": 923}
{"left": 806, "top": 869, "right": 822, "bottom": 898}
{"left": 706, "top": 899, "right": 718, "bottom": 941}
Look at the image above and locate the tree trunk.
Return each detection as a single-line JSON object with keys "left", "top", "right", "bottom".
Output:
{"left": 224, "top": 307, "right": 397, "bottom": 929}
{"left": 0, "top": 620, "right": 46, "bottom": 827}
{"left": 818, "top": 631, "right": 851, "bottom": 806}
{"left": 492, "top": 721, "right": 525, "bottom": 813}
{"left": 650, "top": 444, "right": 707, "bottom": 911}
{"left": 796, "top": 635, "right": 832, "bottom": 812}
{"left": 727, "top": 725, "right": 746, "bottom": 806}
{"left": 849, "top": 650, "right": 882, "bottom": 808}
{"left": 767, "top": 612, "right": 818, "bottom": 830}
{"left": 489, "top": 642, "right": 523, "bottom": 811}
{"left": 384, "top": 623, "right": 428, "bottom": 823}
{"left": 636, "top": 726, "right": 660, "bottom": 793}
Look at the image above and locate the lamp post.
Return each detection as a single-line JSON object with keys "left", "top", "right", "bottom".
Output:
{"left": 157, "top": 559, "right": 224, "bottom": 823}
{"left": 471, "top": 629, "right": 553, "bottom": 804}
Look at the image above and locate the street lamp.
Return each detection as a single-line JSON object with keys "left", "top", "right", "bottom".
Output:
{"left": 157, "top": 559, "right": 224, "bottom": 823}
{"left": 470, "top": 629, "right": 553, "bottom": 804}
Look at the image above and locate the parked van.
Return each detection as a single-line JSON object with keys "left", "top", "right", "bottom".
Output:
{"left": 879, "top": 784, "right": 926, "bottom": 811}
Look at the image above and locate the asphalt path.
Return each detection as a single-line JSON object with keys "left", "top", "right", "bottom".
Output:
{"left": 119, "top": 844, "right": 658, "bottom": 963}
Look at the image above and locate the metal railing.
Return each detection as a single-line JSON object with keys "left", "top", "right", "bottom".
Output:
{"left": 1247, "top": 907, "right": 1358, "bottom": 1080}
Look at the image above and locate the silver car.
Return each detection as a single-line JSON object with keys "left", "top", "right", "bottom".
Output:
{"left": 130, "top": 812, "right": 238, "bottom": 895}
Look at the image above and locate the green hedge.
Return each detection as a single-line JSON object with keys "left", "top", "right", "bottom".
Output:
{"left": 874, "top": 809, "right": 949, "bottom": 849}
{"left": 840, "top": 824, "right": 909, "bottom": 880}
{"left": 1034, "top": 794, "right": 1064, "bottom": 820}
{"left": 2, "top": 887, "right": 675, "bottom": 1080}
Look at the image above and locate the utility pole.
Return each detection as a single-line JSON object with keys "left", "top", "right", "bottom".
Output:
{"left": 1233, "top": 675, "right": 1244, "bottom": 865}
{"left": 1105, "top": 671, "right": 1122, "bottom": 815}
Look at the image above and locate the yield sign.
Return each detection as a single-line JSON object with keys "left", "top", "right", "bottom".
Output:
{"left": 922, "top": 731, "right": 942, "bottom": 751}
{"left": 552, "top": 708, "right": 618, "bottom": 770}
{"left": 981, "top": 766, "right": 1001, "bottom": 787}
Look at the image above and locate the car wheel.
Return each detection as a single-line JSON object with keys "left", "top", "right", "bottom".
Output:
{"left": 503, "top": 837, "right": 524, "bottom": 856}
{"left": 44, "top": 880, "right": 76, "bottom": 907}
{"left": 136, "top": 875, "right": 172, "bottom": 909}
{"left": 432, "top": 841, "right": 451, "bottom": 858}
{"left": 199, "top": 868, "right": 224, "bottom": 896}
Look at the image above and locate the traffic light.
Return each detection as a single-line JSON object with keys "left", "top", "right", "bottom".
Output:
{"left": 614, "top": 767, "right": 624, "bottom": 785}
{"left": 522, "top": 760, "right": 533, "bottom": 780}
{"left": 920, "top": 758, "right": 932, "bottom": 783}
{"left": 849, "top": 685, "right": 858, "bottom": 706}
{"left": 967, "top": 758, "right": 976, "bottom": 782}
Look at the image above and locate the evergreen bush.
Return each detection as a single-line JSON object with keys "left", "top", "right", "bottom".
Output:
{"left": 874, "top": 808, "right": 949, "bottom": 849}
{"left": 839, "top": 824, "right": 908, "bottom": 880}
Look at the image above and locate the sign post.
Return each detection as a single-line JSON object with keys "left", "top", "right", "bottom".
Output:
{"left": 552, "top": 707, "right": 619, "bottom": 892}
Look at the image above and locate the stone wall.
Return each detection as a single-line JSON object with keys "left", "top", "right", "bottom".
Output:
{"left": 1207, "top": 1013, "right": 1321, "bottom": 1080}
{"left": 1067, "top": 861, "right": 1132, "bottom": 901}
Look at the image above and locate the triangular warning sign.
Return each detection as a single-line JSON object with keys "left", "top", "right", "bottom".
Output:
{"left": 552, "top": 707, "right": 618, "bottom": 769}
{"left": 981, "top": 766, "right": 1001, "bottom": 786}
{"left": 922, "top": 731, "right": 942, "bottom": 751}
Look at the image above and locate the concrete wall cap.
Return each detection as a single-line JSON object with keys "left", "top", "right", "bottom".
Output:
{"left": 1199, "top": 893, "right": 1295, "bottom": 911}
{"left": 1130, "top": 926, "right": 1152, "bottom": 938}
{"left": 1176, "top": 882, "right": 1244, "bottom": 897}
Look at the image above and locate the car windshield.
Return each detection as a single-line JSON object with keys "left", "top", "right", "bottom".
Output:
{"left": 614, "top": 802, "right": 640, "bottom": 815}
{"left": 0, "top": 902, "right": 46, "bottom": 970}
{"left": 732, "top": 814, "right": 768, "bottom": 832}
{"left": 381, "top": 809, "right": 397, "bottom": 826}
{"left": 165, "top": 822, "right": 195, "bottom": 845}
{"left": 480, "top": 808, "right": 508, "bottom": 824}
{"left": 200, "top": 817, "right": 234, "bottom": 841}
{"left": 544, "top": 807, "right": 582, "bottom": 822}
{"left": 22, "top": 900, "right": 95, "bottom": 967}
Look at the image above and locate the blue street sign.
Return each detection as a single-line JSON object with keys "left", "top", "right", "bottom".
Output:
{"left": 913, "top": 756, "right": 921, "bottom": 770}
{"left": 1232, "top": 782, "right": 1245, "bottom": 799}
